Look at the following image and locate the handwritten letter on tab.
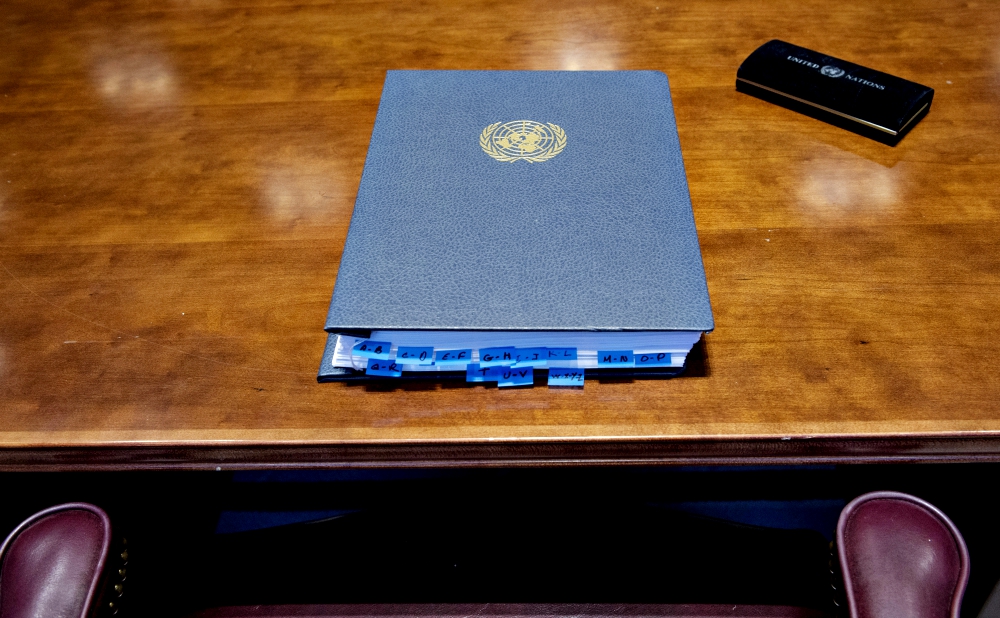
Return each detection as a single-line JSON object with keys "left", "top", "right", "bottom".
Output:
{"left": 497, "top": 367, "right": 533, "bottom": 388}
{"left": 479, "top": 347, "right": 516, "bottom": 368}
{"left": 352, "top": 340, "right": 392, "bottom": 360}
{"left": 546, "top": 348, "right": 578, "bottom": 362}
{"left": 548, "top": 367, "right": 584, "bottom": 387}
{"left": 435, "top": 349, "right": 472, "bottom": 365}
{"left": 597, "top": 350, "right": 634, "bottom": 367}
{"left": 397, "top": 346, "right": 434, "bottom": 365}
{"left": 513, "top": 348, "right": 548, "bottom": 367}
{"left": 466, "top": 363, "right": 494, "bottom": 383}
{"left": 635, "top": 352, "right": 674, "bottom": 367}
{"left": 366, "top": 360, "right": 402, "bottom": 377}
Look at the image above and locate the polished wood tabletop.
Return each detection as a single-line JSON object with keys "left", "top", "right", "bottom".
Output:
{"left": 2, "top": 0, "right": 1000, "bottom": 470}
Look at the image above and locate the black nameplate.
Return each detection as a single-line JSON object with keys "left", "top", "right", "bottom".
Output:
{"left": 736, "top": 40, "right": 933, "bottom": 145}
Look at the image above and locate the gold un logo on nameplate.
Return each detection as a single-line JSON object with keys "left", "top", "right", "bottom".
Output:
{"left": 480, "top": 120, "right": 566, "bottom": 163}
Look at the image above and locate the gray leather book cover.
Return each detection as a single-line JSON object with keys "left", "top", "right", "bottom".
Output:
{"left": 325, "top": 70, "right": 713, "bottom": 333}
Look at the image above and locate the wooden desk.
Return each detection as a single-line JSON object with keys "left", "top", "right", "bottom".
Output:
{"left": 2, "top": 0, "right": 999, "bottom": 470}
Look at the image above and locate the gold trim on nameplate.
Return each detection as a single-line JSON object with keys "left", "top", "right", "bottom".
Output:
{"left": 480, "top": 120, "right": 567, "bottom": 162}
{"left": 737, "top": 77, "right": 927, "bottom": 136}
{"left": 896, "top": 102, "right": 929, "bottom": 134}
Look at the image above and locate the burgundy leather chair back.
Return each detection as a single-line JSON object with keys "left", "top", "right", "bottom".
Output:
{"left": 0, "top": 503, "right": 111, "bottom": 618}
{"left": 837, "top": 491, "right": 969, "bottom": 618}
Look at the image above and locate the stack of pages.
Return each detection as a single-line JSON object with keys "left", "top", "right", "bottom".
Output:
{"left": 318, "top": 70, "right": 713, "bottom": 387}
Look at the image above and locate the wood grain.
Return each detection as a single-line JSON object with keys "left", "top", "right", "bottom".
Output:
{"left": 2, "top": 0, "right": 999, "bottom": 468}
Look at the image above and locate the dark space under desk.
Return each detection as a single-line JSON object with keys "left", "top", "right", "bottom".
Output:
{"left": 3, "top": 466, "right": 999, "bottom": 618}
{"left": 2, "top": 0, "right": 1000, "bottom": 469}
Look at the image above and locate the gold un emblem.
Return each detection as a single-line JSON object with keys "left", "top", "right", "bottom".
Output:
{"left": 480, "top": 120, "right": 567, "bottom": 163}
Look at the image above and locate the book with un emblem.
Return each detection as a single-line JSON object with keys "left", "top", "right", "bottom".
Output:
{"left": 319, "top": 70, "right": 714, "bottom": 385}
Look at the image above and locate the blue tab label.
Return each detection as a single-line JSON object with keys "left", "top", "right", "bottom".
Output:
{"left": 479, "top": 346, "right": 517, "bottom": 367}
{"left": 435, "top": 349, "right": 472, "bottom": 364}
{"left": 548, "top": 367, "right": 585, "bottom": 387}
{"left": 513, "top": 347, "right": 548, "bottom": 367}
{"left": 352, "top": 340, "right": 392, "bottom": 360}
{"left": 465, "top": 363, "right": 495, "bottom": 383}
{"left": 635, "top": 352, "right": 674, "bottom": 367}
{"left": 366, "top": 359, "right": 402, "bottom": 377}
{"left": 597, "top": 350, "right": 634, "bottom": 367}
{"left": 497, "top": 367, "right": 533, "bottom": 388}
{"left": 396, "top": 346, "right": 434, "bottom": 365}
{"left": 546, "top": 348, "right": 578, "bottom": 361}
